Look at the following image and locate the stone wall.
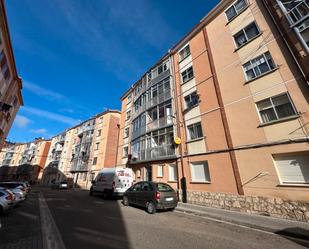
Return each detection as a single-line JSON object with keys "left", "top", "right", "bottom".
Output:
{"left": 179, "top": 190, "right": 309, "bottom": 222}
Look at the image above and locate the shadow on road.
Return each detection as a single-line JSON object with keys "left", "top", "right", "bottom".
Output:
{"left": 275, "top": 227, "right": 309, "bottom": 248}
{"left": 43, "top": 188, "right": 132, "bottom": 249}
{"left": 0, "top": 191, "right": 42, "bottom": 249}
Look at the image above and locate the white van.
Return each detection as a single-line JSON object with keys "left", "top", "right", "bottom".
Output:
{"left": 89, "top": 167, "right": 134, "bottom": 197}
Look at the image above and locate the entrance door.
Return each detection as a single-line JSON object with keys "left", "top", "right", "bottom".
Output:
{"left": 145, "top": 165, "right": 152, "bottom": 181}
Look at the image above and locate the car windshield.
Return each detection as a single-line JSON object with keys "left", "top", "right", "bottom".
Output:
{"left": 157, "top": 183, "right": 173, "bottom": 192}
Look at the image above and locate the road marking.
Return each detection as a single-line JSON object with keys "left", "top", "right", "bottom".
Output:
{"left": 39, "top": 192, "right": 66, "bottom": 249}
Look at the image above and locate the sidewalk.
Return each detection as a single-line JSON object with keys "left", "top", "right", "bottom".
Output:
{"left": 176, "top": 202, "right": 309, "bottom": 241}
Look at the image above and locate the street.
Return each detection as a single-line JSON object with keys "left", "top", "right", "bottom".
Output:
{"left": 0, "top": 188, "right": 308, "bottom": 249}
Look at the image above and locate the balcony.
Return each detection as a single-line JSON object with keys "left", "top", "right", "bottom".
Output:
{"left": 146, "top": 90, "right": 171, "bottom": 110}
{"left": 282, "top": 0, "right": 309, "bottom": 26}
{"left": 132, "top": 105, "right": 146, "bottom": 120}
{"left": 70, "top": 158, "right": 88, "bottom": 172}
{"left": 131, "top": 144, "right": 175, "bottom": 163}
{"left": 2, "top": 159, "right": 11, "bottom": 165}
{"left": 146, "top": 116, "right": 173, "bottom": 132}
{"left": 132, "top": 125, "right": 146, "bottom": 140}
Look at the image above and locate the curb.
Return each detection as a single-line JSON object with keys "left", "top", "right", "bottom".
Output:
{"left": 175, "top": 206, "right": 309, "bottom": 242}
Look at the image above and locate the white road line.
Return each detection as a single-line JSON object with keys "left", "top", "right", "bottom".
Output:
{"left": 39, "top": 192, "right": 66, "bottom": 249}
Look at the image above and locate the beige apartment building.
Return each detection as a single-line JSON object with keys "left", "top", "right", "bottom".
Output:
{"left": 0, "top": 138, "right": 51, "bottom": 181}
{"left": 42, "top": 110, "right": 121, "bottom": 189}
{"left": 0, "top": 0, "right": 23, "bottom": 150}
{"left": 117, "top": 0, "right": 309, "bottom": 221}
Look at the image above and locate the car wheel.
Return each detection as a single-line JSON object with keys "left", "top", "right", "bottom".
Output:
{"left": 123, "top": 196, "right": 129, "bottom": 206}
{"left": 89, "top": 187, "right": 93, "bottom": 196}
{"left": 146, "top": 201, "right": 156, "bottom": 214}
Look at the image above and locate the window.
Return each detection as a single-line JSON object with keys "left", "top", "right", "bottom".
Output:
{"left": 225, "top": 0, "right": 248, "bottom": 21}
{"left": 274, "top": 154, "right": 309, "bottom": 184}
{"left": 181, "top": 66, "right": 194, "bottom": 83}
{"left": 123, "top": 146, "right": 128, "bottom": 157}
{"left": 127, "top": 94, "right": 131, "bottom": 103}
{"left": 256, "top": 93, "right": 297, "bottom": 123}
{"left": 234, "top": 22, "right": 260, "bottom": 48}
{"left": 93, "top": 157, "right": 97, "bottom": 165}
{"left": 187, "top": 122, "right": 203, "bottom": 140}
{"left": 95, "top": 142, "right": 99, "bottom": 150}
{"left": 179, "top": 45, "right": 191, "bottom": 61}
{"left": 243, "top": 52, "right": 275, "bottom": 80}
{"left": 141, "top": 182, "right": 153, "bottom": 191}
{"left": 191, "top": 162, "right": 211, "bottom": 182}
{"left": 158, "top": 61, "right": 169, "bottom": 75}
{"left": 97, "top": 129, "right": 101, "bottom": 137}
{"left": 136, "top": 169, "right": 141, "bottom": 178}
{"left": 168, "top": 164, "right": 177, "bottom": 181}
{"left": 124, "top": 127, "right": 129, "bottom": 138}
{"left": 157, "top": 165, "right": 164, "bottom": 177}
{"left": 126, "top": 110, "right": 131, "bottom": 120}
{"left": 184, "top": 91, "right": 199, "bottom": 109}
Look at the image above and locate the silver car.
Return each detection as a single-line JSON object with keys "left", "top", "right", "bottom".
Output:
{"left": 0, "top": 188, "right": 15, "bottom": 214}
{"left": 0, "top": 182, "right": 27, "bottom": 202}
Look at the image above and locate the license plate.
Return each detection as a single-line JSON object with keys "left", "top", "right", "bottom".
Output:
{"left": 165, "top": 197, "right": 173, "bottom": 201}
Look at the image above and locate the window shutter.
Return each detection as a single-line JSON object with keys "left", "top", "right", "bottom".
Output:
{"left": 274, "top": 155, "right": 309, "bottom": 184}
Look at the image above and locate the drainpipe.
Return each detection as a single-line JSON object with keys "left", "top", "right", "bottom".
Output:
{"left": 115, "top": 123, "right": 121, "bottom": 168}
{"left": 169, "top": 52, "right": 187, "bottom": 203}
{"left": 202, "top": 28, "right": 244, "bottom": 195}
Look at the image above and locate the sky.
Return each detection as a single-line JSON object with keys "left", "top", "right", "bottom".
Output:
{"left": 6, "top": 0, "right": 220, "bottom": 143}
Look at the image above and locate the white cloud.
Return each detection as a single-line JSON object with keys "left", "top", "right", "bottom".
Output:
{"left": 14, "top": 115, "right": 31, "bottom": 128}
{"left": 22, "top": 106, "right": 79, "bottom": 126}
{"left": 30, "top": 128, "right": 48, "bottom": 135}
{"left": 23, "top": 81, "right": 67, "bottom": 101}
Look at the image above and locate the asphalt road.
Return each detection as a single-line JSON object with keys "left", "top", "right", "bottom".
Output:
{"left": 0, "top": 188, "right": 308, "bottom": 249}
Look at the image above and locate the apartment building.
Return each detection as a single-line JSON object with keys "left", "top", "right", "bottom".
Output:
{"left": 0, "top": 138, "right": 51, "bottom": 181}
{"left": 0, "top": 0, "right": 23, "bottom": 150}
{"left": 117, "top": 0, "right": 309, "bottom": 220}
{"left": 42, "top": 110, "right": 121, "bottom": 189}
{"left": 205, "top": 0, "right": 309, "bottom": 200}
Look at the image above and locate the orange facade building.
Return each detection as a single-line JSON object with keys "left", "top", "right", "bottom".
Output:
{"left": 0, "top": 0, "right": 23, "bottom": 150}
{"left": 116, "top": 0, "right": 309, "bottom": 221}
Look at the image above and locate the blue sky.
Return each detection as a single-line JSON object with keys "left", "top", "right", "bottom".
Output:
{"left": 6, "top": 0, "right": 219, "bottom": 142}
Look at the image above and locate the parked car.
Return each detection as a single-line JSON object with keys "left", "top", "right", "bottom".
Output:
{"left": 51, "top": 181, "right": 68, "bottom": 190}
{"left": 90, "top": 167, "right": 134, "bottom": 198}
{"left": 123, "top": 181, "right": 178, "bottom": 214}
{"left": 0, "top": 188, "right": 15, "bottom": 214}
{"left": 0, "top": 182, "right": 27, "bottom": 201}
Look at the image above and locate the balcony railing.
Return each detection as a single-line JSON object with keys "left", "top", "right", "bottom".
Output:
{"left": 283, "top": 0, "right": 309, "bottom": 26}
{"left": 70, "top": 159, "right": 89, "bottom": 172}
{"left": 146, "top": 90, "right": 171, "bottom": 110}
{"left": 2, "top": 159, "right": 11, "bottom": 165}
{"left": 131, "top": 144, "right": 175, "bottom": 163}
{"left": 146, "top": 116, "right": 173, "bottom": 132}
{"left": 132, "top": 104, "right": 146, "bottom": 120}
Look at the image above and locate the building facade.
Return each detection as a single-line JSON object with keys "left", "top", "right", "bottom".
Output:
{"left": 0, "top": 139, "right": 51, "bottom": 181}
{"left": 42, "top": 110, "right": 121, "bottom": 189}
{"left": 0, "top": 0, "right": 23, "bottom": 150}
{"left": 117, "top": 0, "right": 309, "bottom": 221}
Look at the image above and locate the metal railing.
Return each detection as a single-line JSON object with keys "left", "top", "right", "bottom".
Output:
{"left": 131, "top": 144, "right": 175, "bottom": 162}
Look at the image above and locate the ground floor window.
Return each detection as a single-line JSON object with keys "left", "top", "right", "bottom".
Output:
{"left": 190, "top": 161, "right": 211, "bottom": 183}
{"left": 168, "top": 164, "right": 177, "bottom": 181}
{"left": 157, "top": 165, "right": 164, "bottom": 177}
{"left": 273, "top": 154, "right": 309, "bottom": 184}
